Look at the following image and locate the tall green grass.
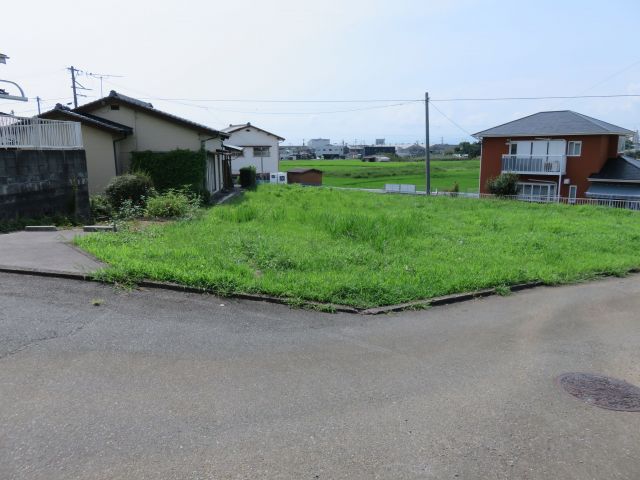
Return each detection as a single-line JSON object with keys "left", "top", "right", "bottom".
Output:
{"left": 76, "top": 185, "right": 640, "bottom": 308}
{"left": 280, "top": 159, "right": 479, "bottom": 192}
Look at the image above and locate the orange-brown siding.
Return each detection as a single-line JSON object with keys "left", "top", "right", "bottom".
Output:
{"left": 287, "top": 170, "right": 323, "bottom": 186}
{"left": 479, "top": 135, "right": 620, "bottom": 197}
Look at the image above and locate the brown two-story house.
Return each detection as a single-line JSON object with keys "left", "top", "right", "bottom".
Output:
{"left": 474, "top": 111, "right": 635, "bottom": 201}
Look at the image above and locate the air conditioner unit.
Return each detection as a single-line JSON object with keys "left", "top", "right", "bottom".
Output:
{"left": 270, "top": 172, "right": 287, "bottom": 184}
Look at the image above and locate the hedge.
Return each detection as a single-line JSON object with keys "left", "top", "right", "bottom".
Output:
{"left": 130, "top": 149, "right": 205, "bottom": 195}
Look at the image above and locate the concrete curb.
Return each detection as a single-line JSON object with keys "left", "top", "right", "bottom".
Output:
{"left": 1, "top": 264, "right": 635, "bottom": 315}
{"left": 0, "top": 263, "right": 545, "bottom": 315}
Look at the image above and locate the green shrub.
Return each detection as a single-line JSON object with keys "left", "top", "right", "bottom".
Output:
{"left": 239, "top": 166, "right": 257, "bottom": 189}
{"left": 90, "top": 194, "right": 112, "bottom": 221}
{"left": 105, "top": 172, "right": 154, "bottom": 209}
{"left": 130, "top": 150, "right": 206, "bottom": 196}
{"left": 114, "top": 199, "right": 146, "bottom": 221}
{"left": 145, "top": 189, "right": 201, "bottom": 219}
{"left": 486, "top": 173, "right": 519, "bottom": 197}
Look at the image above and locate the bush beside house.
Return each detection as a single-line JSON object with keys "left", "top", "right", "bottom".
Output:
{"left": 486, "top": 173, "right": 519, "bottom": 197}
{"left": 130, "top": 150, "right": 206, "bottom": 196}
{"left": 239, "top": 166, "right": 257, "bottom": 189}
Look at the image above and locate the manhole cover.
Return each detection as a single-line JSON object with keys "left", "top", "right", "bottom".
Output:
{"left": 557, "top": 373, "right": 640, "bottom": 412}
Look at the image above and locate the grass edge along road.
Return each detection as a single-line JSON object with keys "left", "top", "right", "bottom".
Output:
{"left": 280, "top": 158, "right": 479, "bottom": 192}
{"left": 76, "top": 185, "right": 640, "bottom": 309}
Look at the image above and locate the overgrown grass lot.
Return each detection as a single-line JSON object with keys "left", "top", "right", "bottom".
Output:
{"left": 76, "top": 186, "right": 640, "bottom": 308}
{"left": 281, "top": 158, "right": 479, "bottom": 192}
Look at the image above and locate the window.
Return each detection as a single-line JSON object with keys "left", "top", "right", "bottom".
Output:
{"left": 567, "top": 141, "right": 582, "bottom": 156}
{"left": 110, "top": 104, "right": 120, "bottom": 111}
{"left": 253, "top": 146, "right": 270, "bottom": 157}
{"left": 517, "top": 182, "right": 556, "bottom": 201}
{"left": 618, "top": 136, "right": 627, "bottom": 153}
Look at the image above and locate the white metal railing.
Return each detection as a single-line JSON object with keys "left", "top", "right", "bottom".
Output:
{"left": 433, "top": 192, "right": 640, "bottom": 210}
{"left": 0, "top": 114, "right": 83, "bottom": 149}
{"left": 501, "top": 154, "right": 566, "bottom": 174}
{"left": 385, "top": 183, "right": 416, "bottom": 194}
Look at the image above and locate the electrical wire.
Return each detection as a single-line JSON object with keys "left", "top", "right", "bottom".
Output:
{"left": 428, "top": 102, "right": 475, "bottom": 138}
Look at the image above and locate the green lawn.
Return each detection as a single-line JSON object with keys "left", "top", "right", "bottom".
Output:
{"left": 280, "top": 158, "right": 479, "bottom": 192}
{"left": 76, "top": 185, "right": 640, "bottom": 309}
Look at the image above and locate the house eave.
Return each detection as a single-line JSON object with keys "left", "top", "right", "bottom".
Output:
{"left": 475, "top": 132, "right": 632, "bottom": 139}
{"left": 588, "top": 178, "right": 640, "bottom": 184}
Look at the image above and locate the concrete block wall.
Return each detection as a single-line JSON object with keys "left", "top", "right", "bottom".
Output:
{"left": 0, "top": 149, "right": 90, "bottom": 221}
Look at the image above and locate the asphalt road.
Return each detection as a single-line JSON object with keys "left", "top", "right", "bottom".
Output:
{"left": 1, "top": 272, "right": 640, "bottom": 479}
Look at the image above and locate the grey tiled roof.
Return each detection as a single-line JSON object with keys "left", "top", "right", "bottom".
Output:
{"left": 474, "top": 111, "right": 634, "bottom": 138}
{"left": 76, "top": 91, "right": 228, "bottom": 138}
{"left": 589, "top": 156, "right": 640, "bottom": 182}
{"left": 40, "top": 104, "right": 133, "bottom": 134}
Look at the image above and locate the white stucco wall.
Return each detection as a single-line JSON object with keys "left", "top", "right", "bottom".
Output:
{"left": 225, "top": 126, "right": 281, "bottom": 175}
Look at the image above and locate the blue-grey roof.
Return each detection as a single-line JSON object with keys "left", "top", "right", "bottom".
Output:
{"left": 474, "top": 111, "right": 634, "bottom": 138}
{"left": 589, "top": 156, "right": 640, "bottom": 182}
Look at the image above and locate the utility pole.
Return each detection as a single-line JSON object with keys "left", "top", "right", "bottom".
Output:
{"left": 69, "top": 66, "right": 78, "bottom": 108}
{"left": 67, "top": 66, "right": 92, "bottom": 108}
{"left": 425, "top": 91, "right": 431, "bottom": 195}
{"left": 36, "top": 96, "right": 41, "bottom": 114}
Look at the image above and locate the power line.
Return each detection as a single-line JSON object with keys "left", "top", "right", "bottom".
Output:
{"left": 430, "top": 94, "right": 640, "bottom": 102}
{"left": 428, "top": 101, "right": 474, "bottom": 138}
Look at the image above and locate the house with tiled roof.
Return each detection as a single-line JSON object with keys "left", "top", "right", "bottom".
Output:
{"left": 474, "top": 111, "right": 634, "bottom": 201}
{"left": 221, "top": 122, "right": 284, "bottom": 178}
{"left": 41, "top": 91, "right": 231, "bottom": 194}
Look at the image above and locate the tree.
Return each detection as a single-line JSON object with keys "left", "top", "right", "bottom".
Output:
{"left": 454, "top": 141, "right": 481, "bottom": 158}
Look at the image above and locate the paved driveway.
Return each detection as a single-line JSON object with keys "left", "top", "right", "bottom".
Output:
{"left": 1, "top": 272, "right": 640, "bottom": 479}
{"left": 0, "top": 229, "right": 103, "bottom": 274}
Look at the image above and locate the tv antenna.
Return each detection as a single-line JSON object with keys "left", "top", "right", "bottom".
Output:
{"left": 84, "top": 71, "right": 124, "bottom": 97}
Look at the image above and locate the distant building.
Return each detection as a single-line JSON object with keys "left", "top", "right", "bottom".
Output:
{"left": 375, "top": 138, "right": 385, "bottom": 145}
{"left": 397, "top": 143, "right": 426, "bottom": 158}
{"left": 363, "top": 145, "right": 395, "bottom": 156}
{"left": 280, "top": 145, "right": 314, "bottom": 160}
{"left": 430, "top": 143, "right": 458, "bottom": 155}
{"left": 307, "top": 138, "right": 345, "bottom": 159}
{"left": 221, "top": 122, "right": 285, "bottom": 178}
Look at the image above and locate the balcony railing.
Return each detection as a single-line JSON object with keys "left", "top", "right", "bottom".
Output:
{"left": 0, "top": 115, "right": 83, "bottom": 150}
{"left": 501, "top": 154, "right": 566, "bottom": 175}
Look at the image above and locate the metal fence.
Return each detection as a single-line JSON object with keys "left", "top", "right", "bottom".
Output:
{"left": 433, "top": 191, "right": 640, "bottom": 211}
{"left": 0, "top": 114, "right": 83, "bottom": 149}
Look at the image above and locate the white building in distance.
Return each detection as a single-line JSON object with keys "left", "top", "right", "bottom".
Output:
{"left": 307, "top": 138, "right": 345, "bottom": 159}
{"left": 222, "top": 123, "right": 285, "bottom": 177}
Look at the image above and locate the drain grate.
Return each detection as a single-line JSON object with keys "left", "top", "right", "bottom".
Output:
{"left": 557, "top": 373, "right": 640, "bottom": 412}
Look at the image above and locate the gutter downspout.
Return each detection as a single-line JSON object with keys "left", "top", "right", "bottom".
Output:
{"left": 201, "top": 135, "right": 222, "bottom": 196}
{"left": 113, "top": 132, "right": 129, "bottom": 176}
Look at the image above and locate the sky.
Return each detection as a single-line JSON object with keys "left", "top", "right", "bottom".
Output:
{"left": 1, "top": 0, "right": 639, "bottom": 146}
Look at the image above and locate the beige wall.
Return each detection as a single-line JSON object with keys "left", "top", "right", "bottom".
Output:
{"left": 80, "top": 125, "right": 118, "bottom": 194}
{"left": 87, "top": 105, "right": 223, "bottom": 171}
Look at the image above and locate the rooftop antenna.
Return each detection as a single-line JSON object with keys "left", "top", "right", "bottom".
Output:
{"left": 0, "top": 53, "right": 28, "bottom": 102}
{"left": 84, "top": 71, "right": 124, "bottom": 97}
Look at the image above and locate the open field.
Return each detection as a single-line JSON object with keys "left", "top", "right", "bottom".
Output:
{"left": 76, "top": 185, "right": 640, "bottom": 308}
{"left": 281, "top": 158, "right": 479, "bottom": 192}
